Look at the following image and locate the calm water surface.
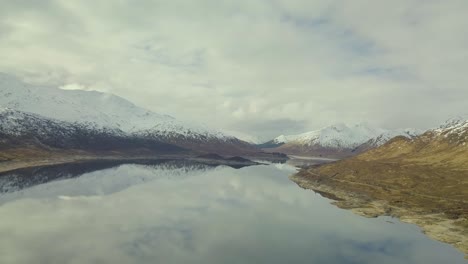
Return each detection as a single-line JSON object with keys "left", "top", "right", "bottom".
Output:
{"left": 0, "top": 160, "right": 465, "bottom": 264}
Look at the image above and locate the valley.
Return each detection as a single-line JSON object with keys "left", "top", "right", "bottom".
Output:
{"left": 2, "top": 2, "right": 467, "bottom": 263}
{"left": 0, "top": 72, "right": 466, "bottom": 259}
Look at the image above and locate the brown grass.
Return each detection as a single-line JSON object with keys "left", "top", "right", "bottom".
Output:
{"left": 292, "top": 130, "right": 468, "bottom": 256}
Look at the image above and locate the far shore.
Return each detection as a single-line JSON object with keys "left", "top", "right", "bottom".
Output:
{"left": 0, "top": 152, "right": 272, "bottom": 175}
{"left": 287, "top": 155, "right": 338, "bottom": 161}
{"left": 0, "top": 154, "right": 181, "bottom": 174}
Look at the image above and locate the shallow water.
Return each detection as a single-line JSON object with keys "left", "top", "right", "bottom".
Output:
{"left": 0, "top": 160, "right": 465, "bottom": 264}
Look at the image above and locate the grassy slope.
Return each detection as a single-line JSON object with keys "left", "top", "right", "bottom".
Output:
{"left": 293, "top": 129, "right": 468, "bottom": 255}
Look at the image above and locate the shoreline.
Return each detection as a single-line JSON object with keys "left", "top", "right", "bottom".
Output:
{"left": 287, "top": 155, "right": 338, "bottom": 161}
{"left": 0, "top": 153, "right": 267, "bottom": 175}
{"left": 289, "top": 173, "right": 468, "bottom": 258}
{"left": 0, "top": 154, "right": 185, "bottom": 174}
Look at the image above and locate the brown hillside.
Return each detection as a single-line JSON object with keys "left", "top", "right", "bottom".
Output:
{"left": 291, "top": 120, "right": 468, "bottom": 256}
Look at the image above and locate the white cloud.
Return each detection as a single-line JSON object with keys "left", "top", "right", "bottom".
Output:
{"left": 59, "top": 83, "right": 89, "bottom": 91}
{"left": 0, "top": 0, "right": 467, "bottom": 139}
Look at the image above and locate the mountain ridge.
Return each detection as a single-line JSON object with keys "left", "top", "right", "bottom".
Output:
{"left": 0, "top": 73, "right": 228, "bottom": 140}
{"left": 260, "top": 123, "right": 422, "bottom": 158}
{"left": 0, "top": 73, "right": 265, "bottom": 156}
{"left": 0, "top": 108, "right": 185, "bottom": 154}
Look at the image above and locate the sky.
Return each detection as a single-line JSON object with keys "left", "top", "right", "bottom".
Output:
{"left": 0, "top": 0, "right": 467, "bottom": 141}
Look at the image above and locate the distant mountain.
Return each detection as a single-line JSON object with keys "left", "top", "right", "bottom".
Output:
{"left": 0, "top": 73, "right": 258, "bottom": 155}
{"left": 351, "top": 128, "right": 422, "bottom": 153}
{"left": 358, "top": 117, "right": 468, "bottom": 164}
{"left": 221, "top": 130, "right": 262, "bottom": 145}
{"left": 260, "top": 123, "right": 421, "bottom": 158}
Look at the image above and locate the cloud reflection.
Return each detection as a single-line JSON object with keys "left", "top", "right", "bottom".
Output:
{"left": 0, "top": 163, "right": 464, "bottom": 264}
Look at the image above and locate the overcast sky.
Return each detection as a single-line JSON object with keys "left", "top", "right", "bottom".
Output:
{"left": 1, "top": 0, "right": 467, "bottom": 141}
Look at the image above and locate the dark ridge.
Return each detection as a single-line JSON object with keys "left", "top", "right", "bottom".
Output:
{"left": 261, "top": 151, "right": 288, "bottom": 159}
{"left": 196, "top": 153, "right": 225, "bottom": 160}
{"left": 0, "top": 159, "right": 231, "bottom": 194}
{"left": 256, "top": 140, "right": 284, "bottom": 149}
{"left": 0, "top": 160, "right": 126, "bottom": 193}
{"left": 226, "top": 156, "right": 251, "bottom": 162}
{"left": 0, "top": 110, "right": 186, "bottom": 154}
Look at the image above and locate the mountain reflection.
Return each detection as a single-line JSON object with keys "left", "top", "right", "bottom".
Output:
{"left": 0, "top": 162, "right": 464, "bottom": 264}
{"left": 0, "top": 159, "right": 242, "bottom": 195}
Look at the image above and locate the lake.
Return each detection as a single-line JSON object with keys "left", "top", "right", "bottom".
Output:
{"left": 0, "top": 160, "right": 465, "bottom": 264}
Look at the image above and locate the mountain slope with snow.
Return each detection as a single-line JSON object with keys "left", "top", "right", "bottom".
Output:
{"left": 0, "top": 108, "right": 183, "bottom": 153}
{"left": 261, "top": 123, "right": 422, "bottom": 158}
{"left": 0, "top": 73, "right": 259, "bottom": 155}
{"left": 273, "top": 123, "right": 387, "bottom": 148}
{"left": 433, "top": 117, "right": 468, "bottom": 140}
{"left": 0, "top": 73, "right": 229, "bottom": 140}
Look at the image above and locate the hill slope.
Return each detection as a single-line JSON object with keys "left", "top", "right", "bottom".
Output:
{"left": 290, "top": 118, "right": 468, "bottom": 256}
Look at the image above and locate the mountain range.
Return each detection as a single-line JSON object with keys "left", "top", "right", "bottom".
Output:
{"left": 259, "top": 123, "right": 421, "bottom": 158}
{"left": 0, "top": 108, "right": 183, "bottom": 154}
{"left": 0, "top": 74, "right": 289, "bottom": 168}
{"left": 0, "top": 72, "right": 463, "bottom": 166}
{"left": 1, "top": 72, "right": 467, "bottom": 254}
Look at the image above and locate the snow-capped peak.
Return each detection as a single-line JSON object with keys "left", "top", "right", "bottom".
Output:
{"left": 433, "top": 116, "right": 468, "bottom": 137}
{"left": 273, "top": 135, "right": 289, "bottom": 144}
{"left": 272, "top": 124, "right": 422, "bottom": 149}
{"left": 0, "top": 73, "right": 233, "bottom": 141}
{"left": 366, "top": 128, "right": 422, "bottom": 146}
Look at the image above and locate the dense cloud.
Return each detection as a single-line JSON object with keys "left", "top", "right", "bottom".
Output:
{"left": 0, "top": 0, "right": 467, "bottom": 140}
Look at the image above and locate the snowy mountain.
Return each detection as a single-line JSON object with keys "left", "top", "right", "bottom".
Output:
{"left": 343, "top": 117, "right": 468, "bottom": 169}
{"left": 434, "top": 117, "right": 468, "bottom": 137}
{"left": 261, "top": 123, "right": 422, "bottom": 158}
{"left": 0, "top": 73, "right": 258, "bottom": 155}
{"left": 0, "top": 108, "right": 183, "bottom": 153}
{"left": 0, "top": 73, "right": 225, "bottom": 136}
{"left": 272, "top": 123, "right": 387, "bottom": 148}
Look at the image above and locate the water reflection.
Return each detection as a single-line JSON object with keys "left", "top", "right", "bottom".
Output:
{"left": 286, "top": 155, "right": 337, "bottom": 168}
{"left": 0, "top": 161, "right": 464, "bottom": 264}
{"left": 0, "top": 159, "right": 245, "bottom": 195}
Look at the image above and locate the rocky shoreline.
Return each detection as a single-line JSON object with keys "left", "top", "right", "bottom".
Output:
{"left": 290, "top": 173, "right": 468, "bottom": 258}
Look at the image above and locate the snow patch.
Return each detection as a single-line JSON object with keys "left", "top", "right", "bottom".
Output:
{"left": 434, "top": 117, "right": 468, "bottom": 135}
